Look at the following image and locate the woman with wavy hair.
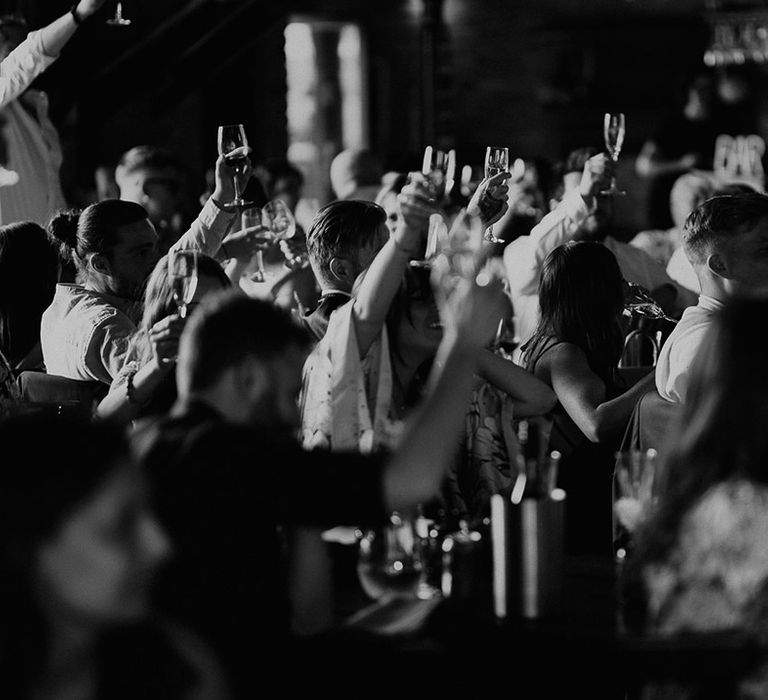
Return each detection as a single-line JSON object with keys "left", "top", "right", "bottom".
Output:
{"left": 522, "top": 241, "right": 656, "bottom": 553}
{"left": 96, "top": 252, "right": 231, "bottom": 425}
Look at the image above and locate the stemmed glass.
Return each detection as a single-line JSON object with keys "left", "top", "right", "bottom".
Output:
{"left": 262, "top": 199, "right": 308, "bottom": 270}
{"left": 241, "top": 207, "right": 265, "bottom": 282}
{"left": 601, "top": 112, "right": 626, "bottom": 196}
{"left": 107, "top": 2, "right": 131, "bottom": 25}
{"left": 167, "top": 249, "right": 198, "bottom": 319}
{"left": 217, "top": 124, "right": 253, "bottom": 209}
{"left": 357, "top": 511, "right": 423, "bottom": 603}
{"left": 410, "top": 146, "right": 456, "bottom": 269}
{"left": 483, "top": 146, "right": 509, "bottom": 243}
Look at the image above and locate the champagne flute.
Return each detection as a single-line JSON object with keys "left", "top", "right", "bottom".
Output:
{"left": 241, "top": 206, "right": 268, "bottom": 283}
{"left": 601, "top": 112, "right": 626, "bottom": 196}
{"left": 167, "top": 249, "right": 198, "bottom": 319}
{"left": 217, "top": 124, "right": 253, "bottom": 209}
{"left": 107, "top": 2, "right": 131, "bottom": 25}
{"left": 483, "top": 146, "right": 509, "bottom": 243}
{"left": 262, "top": 199, "right": 308, "bottom": 270}
{"left": 410, "top": 146, "right": 456, "bottom": 269}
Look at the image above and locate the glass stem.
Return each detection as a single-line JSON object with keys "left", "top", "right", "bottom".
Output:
{"left": 233, "top": 176, "right": 242, "bottom": 204}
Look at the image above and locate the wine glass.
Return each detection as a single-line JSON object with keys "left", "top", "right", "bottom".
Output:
{"left": 167, "top": 249, "right": 198, "bottom": 319}
{"left": 107, "top": 2, "right": 131, "bottom": 25}
{"left": 241, "top": 207, "right": 267, "bottom": 283}
{"left": 217, "top": 124, "right": 253, "bottom": 209}
{"left": 484, "top": 146, "right": 509, "bottom": 243}
{"left": 262, "top": 199, "right": 308, "bottom": 270}
{"left": 410, "top": 146, "right": 456, "bottom": 269}
{"left": 601, "top": 112, "right": 626, "bottom": 196}
{"left": 357, "top": 511, "right": 423, "bottom": 603}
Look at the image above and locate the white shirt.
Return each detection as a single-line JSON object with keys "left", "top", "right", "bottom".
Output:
{"left": 0, "top": 29, "right": 64, "bottom": 225}
{"left": 655, "top": 294, "right": 723, "bottom": 404}
{"left": 503, "top": 189, "right": 693, "bottom": 360}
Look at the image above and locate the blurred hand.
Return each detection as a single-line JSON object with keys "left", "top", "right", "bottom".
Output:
{"left": 221, "top": 223, "right": 272, "bottom": 261}
{"left": 468, "top": 171, "right": 511, "bottom": 227}
{"left": 213, "top": 146, "right": 252, "bottom": 208}
{"left": 148, "top": 314, "right": 186, "bottom": 367}
{"left": 394, "top": 174, "right": 438, "bottom": 253}
{"left": 278, "top": 234, "right": 309, "bottom": 270}
{"left": 78, "top": 0, "right": 109, "bottom": 17}
{"left": 579, "top": 153, "right": 614, "bottom": 202}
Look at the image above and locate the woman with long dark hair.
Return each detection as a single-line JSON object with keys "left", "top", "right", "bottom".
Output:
{"left": 522, "top": 241, "right": 656, "bottom": 552}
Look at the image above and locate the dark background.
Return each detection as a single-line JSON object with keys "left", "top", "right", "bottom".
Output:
{"left": 2, "top": 0, "right": 767, "bottom": 232}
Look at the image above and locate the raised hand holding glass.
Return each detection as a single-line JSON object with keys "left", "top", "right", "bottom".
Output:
{"left": 167, "top": 249, "right": 198, "bottom": 319}
{"left": 217, "top": 124, "right": 253, "bottom": 208}
{"left": 601, "top": 112, "right": 626, "bottom": 196}
{"left": 484, "top": 146, "right": 509, "bottom": 243}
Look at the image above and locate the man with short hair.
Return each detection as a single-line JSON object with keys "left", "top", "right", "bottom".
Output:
{"left": 504, "top": 147, "right": 698, "bottom": 358}
{"left": 115, "top": 145, "right": 186, "bottom": 254}
{"left": 134, "top": 271, "right": 507, "bottom": 689}
{"left": 656, "top": 192, "right": 768, "bottom": 403}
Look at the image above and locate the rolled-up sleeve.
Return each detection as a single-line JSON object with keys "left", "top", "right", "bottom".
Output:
{"left": 0, "top": 30, "right": 56, "bottom": 108}
{"left": 170, "top": 197, "right": 236, "bottom": 258}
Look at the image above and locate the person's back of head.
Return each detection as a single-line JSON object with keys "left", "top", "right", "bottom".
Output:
{"left": 306, "top": 199, "right": 388, "bottom": 292}
{"left": 530, "top": 240, "right": 624, "bottom": 378}
{"left": 329, "top": 148, "right": 383, "bottom": 200}
{"left": 0, "top": 222, "right": 59, "bottom": 366}
{"left": 683, "top": 192, "right": 768, "bottom": 292}
{"left": 176, "top": 290, "right": 311, "bottom": 428}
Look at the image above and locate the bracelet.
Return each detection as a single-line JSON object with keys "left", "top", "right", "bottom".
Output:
{"left": 70, "top": 2, "right": 84, "bottom": 25}
{"left": 125, "top": 371, "right": 149, "bottom": 407}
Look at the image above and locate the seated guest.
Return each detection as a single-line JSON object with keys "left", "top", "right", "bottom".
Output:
{"left": 505, "top": 147, "right": 698, "bottom": 357}
{"left": 133, "top": 261, "right": 508, "bottom": 691}
{"left": 0, "top": 411, "right": 228, "bottom": 699}
{"left": 41, "top": 152, "right": 249, "bottom": 386}
{"left": 96, "top": 252, "right": 232, "bottom": 425}
{"left": 624, "top": 294, "right": 768, "bottom": 698}
{"left": 656, "top": 192, "right": 768, "bottom": 404}
{"left": 522, "top": 241, "right": 657, "bottom": 554}
{"left": 0, "top": 221, "right": 59, "bottom": 372}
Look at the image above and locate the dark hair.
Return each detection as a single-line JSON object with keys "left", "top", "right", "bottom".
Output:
{"left": 523, "top": 241, "right": 625, "bottom": 384}
{"left": 306, "top": 199, "right": 387, "bottom": 282}
{"left": 0, "top": 222, "right": 59, "bottom": 367}
{"left": 48, "top": 200, "right": 149, "bottom": 278}
{"left": 177, "top": 290, "right": 310, "bottom": 393}
{"left": 0, "top": 412, "right": 132, "bottom": 694}
{"left": 683, "top": 192, "right": 768, "bottom": 266}
{"left": 548, "top": 147, "right": 599, "bottom": 203}
{"left": 116, "top": 145, "right": 181, "bottom": 180}
{"left": 630, "top": 293, "right": 768, "bottom": 575}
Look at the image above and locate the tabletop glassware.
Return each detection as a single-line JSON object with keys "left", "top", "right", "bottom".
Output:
{"left": 483, "top": 145, "right": 509, "bottom": 243}
{"left": 167, "top": 249, "right": 198, "bottom": 319}
{"left": 357, "top": 511, "right": 424, "bottom": 603}
{"left": 217, "top": 124, "right": 253, "bottom": 208}
{"left": 613, "top": 448, "right": 658, "bottom": 564}
{"left": 107, "top": 2, "right": 131, "bottom": 25}
{"left": 601, "top": 112, "right": 626, "bottom": 196}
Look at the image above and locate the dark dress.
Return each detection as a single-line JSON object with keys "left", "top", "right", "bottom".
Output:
{"left": 524, "top": 336, "right": 622, "bottom": 557}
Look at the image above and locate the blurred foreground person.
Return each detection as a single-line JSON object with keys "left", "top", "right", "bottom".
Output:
{"left": 625, "top": 294, "right": 768, "bottom": 699}
{"left": 134, "top": 256, "right": 507, "bottom": 692}
{"left": 0, "top": 411, "right": 228, "bottom": 699}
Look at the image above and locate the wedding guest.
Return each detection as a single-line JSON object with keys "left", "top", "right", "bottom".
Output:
{"left": 522, "top": 241, "right": 657, "bottom": 553}
{"left": 656, "top": 192, "right": 768, "bottom": 404}
{"left": 624, "top": 294, "right": 768, "bottom": 698}
{"left": 329, "top": 148, "right": 383, "bottom": 202}
{"left": 41, "top": 151, "right": 250, "bottom": 386}
{"left": 96, "top": 252, "right": 232, "bottom": 425}
{"left": 0, "top": 411, "right": 228, "bottom": 700}
{"left": 133, "top": 257, "right": 507, "bottom": 692}
{"left": 0, "top": 221, "right": 59, "bottom": 372}
{"left": 505, "top": 147, "right": 698, "bottom": 356}
{"left": 0, "top": 1, "right": 111, "bottom": 226}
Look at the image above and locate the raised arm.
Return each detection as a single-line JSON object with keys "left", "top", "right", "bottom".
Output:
{"left": 381, "top": 260, "right": 508, "bottom": 510}
{"left": 548, "top": 343, "right": 655, "bottom": 444}
{"left": 352, "top": 177, "right": 433, "bottom": 357}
